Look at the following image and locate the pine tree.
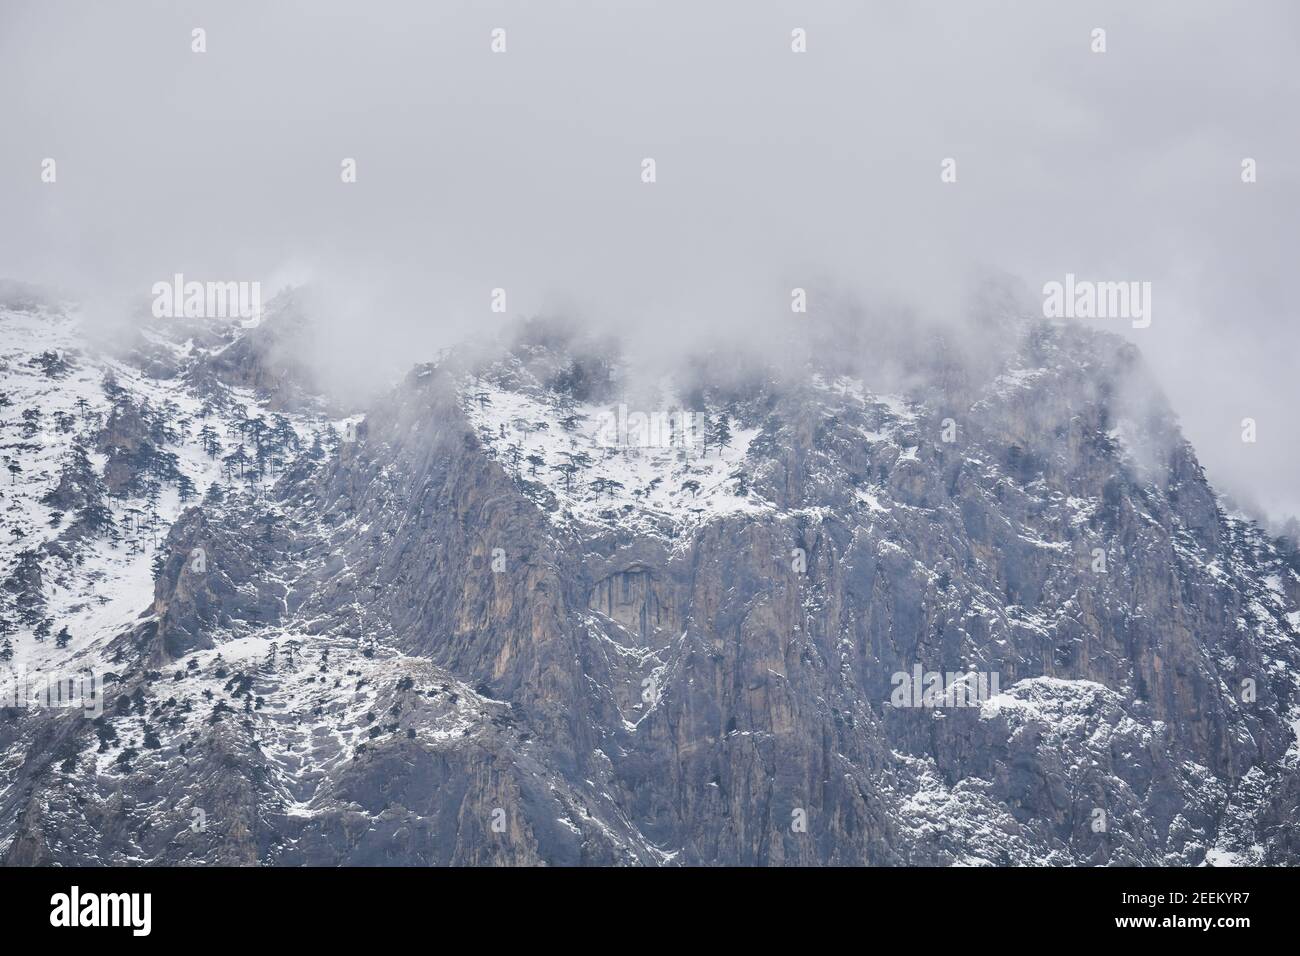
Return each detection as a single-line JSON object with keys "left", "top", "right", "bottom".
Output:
{"left": 101, "top": 371, "right": 126, "bottom": 404}
{"left": 223, "top": 444, "right": 250, "bottom": 478}
{"left": 590, "top": 477, "right": 625, "bottom": 499}
{"left": 271, "top": 415, "right": 299, "bottom": 454}
{"left": 20, "top": 407, "right": 42, "bottom": 439}
{"left": 77, "top": 500, "right": 115, "bottom": 537}
{"left": 552, "top": 450, "right": 593, "bottom": 492}
{"left": 245, "top": 416, "right": 269, "bottom": 461}
{"left": 197, "top": 423, "right": 221, "bottom": 458}
{"left": 709, "top": 414, "right": 732, "bottom": 456}
{"left": 551, "top": 460, "right": 580, "bottom": 492}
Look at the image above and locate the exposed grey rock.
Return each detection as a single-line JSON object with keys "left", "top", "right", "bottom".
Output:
{"left": 1, "top": 305, "right": 1296, "bottom": 867}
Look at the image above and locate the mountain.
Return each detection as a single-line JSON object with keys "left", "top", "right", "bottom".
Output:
{"left": 1, "top": 287, "right": 1297, "bottom": 866}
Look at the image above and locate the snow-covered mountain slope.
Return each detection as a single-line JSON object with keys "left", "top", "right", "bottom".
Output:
{"left": 0, "top": 303, "right": 320, "bottom": 674}
{"left": 463, "top": 374, "right": 766, "bottom": 536}
{"left": 1, "top": 292, "right": 1297, "bottom": 866}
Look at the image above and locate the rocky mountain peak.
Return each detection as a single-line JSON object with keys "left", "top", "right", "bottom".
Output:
{"left": 0, "top": 295, "right": 1296, "bottom": 865}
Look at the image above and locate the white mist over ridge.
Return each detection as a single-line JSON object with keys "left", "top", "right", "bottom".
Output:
{"left": 2, "top": 0, "right": 1296, "bottom": 522}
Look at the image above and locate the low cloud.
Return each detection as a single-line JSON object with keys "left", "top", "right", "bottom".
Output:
{"left": 1, "top": 0, "right": 1296, "bottom": 522}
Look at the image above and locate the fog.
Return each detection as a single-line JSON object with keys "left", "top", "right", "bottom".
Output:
{"left": 2, "top": 0, "right": 1297, "bottom": 523}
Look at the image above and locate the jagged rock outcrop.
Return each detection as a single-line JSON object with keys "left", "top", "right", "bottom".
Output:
{"left": 1, "top": 300, "right": 1296, "bottom": 867}
{"left": 194, "top": 293, "right": 325, "bottom": 412}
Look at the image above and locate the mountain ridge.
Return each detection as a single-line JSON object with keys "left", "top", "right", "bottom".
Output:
{"left": 1, "top": 289, "right": 1297, "bottom": 865}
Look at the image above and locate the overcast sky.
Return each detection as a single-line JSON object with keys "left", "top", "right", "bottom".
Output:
{"left": 2, "top": 0, "right": 1297, "bottom": 522}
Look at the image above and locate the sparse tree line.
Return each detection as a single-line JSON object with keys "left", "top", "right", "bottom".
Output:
{"left": 0, "top": 366, "right": 341, "bottom": 661}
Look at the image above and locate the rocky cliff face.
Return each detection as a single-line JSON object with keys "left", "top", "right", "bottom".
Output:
{"left": 0, "top": 295, "right": 1296, "bottom": 866}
